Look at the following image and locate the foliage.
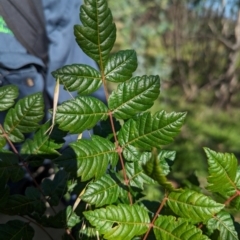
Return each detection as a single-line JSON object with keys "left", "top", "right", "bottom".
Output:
{"left": 0, "top": 0, "right": 239, "bottom": 239}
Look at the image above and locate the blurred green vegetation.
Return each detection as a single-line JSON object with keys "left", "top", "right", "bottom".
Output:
{"left": 109, "top": 0, "right": 240, "bottom": 182}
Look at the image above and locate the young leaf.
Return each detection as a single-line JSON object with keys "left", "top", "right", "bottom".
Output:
{"left": 108, "top": 75, "right": 160, "bottom": 119}
{"left": 82, "top": 174, "right": 121, "bottom": 207}
{"left": 0, "top": 220, "right": 34, "bottom": 240}
{"left": 204, "top": 148, "right": 238, "bottom": 197}
{"left": 54, "top": 96, "right": 108, "bottom": 133}
{"left": 104, "top": 50, "right": 137, "bottom": 82}
{"left": 3, "top": 92, "right": 44, "bottom": 142}
{"left": 74, "top": 0, "right": 116, "bottom": 65}
{"left": 125, "top": 162, "right": 155, "bottom": 189}
{"left": 70, "top": 136, "right": 118, "bottom": 181}
{"left": 41, "top": 170, "right": 68, "bottom": 206}
{"left": 143, "top": 155, "right": 175, "bottom": 191}
{"left": 167, "top": 189, "right": 224, "bottom": 223}
{"left": 52, "top": 64, "right": 102, "bottom": 95}
{"left": 0, "top": 85, "right": 19, "bottom": 111}
{"left": 207, "top": 211, "right": 238, "bottom": 240}
{"left": 118, "top": 111, "right": 186, "bottom": 150}
{"left": 153, "top": 215, "right": 210, "bottom": 240}
{"left": 83, "top": 204, "right": 150, "bottom": 240}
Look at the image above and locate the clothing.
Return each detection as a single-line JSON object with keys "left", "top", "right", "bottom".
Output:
{"left": 0, "top": 0, "right": 102, "bottom": 108}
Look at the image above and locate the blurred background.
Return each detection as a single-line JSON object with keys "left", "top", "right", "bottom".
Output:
{"left": 109, "top": 0, "right": 240, "bottom": 182}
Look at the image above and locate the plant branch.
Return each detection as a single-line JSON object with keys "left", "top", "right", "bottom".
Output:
{"left": 142, "top": 194, "right": 168, "bottom": 240}
{"left": 224, "top": 189, "right": 240, "bottom": 206}
{"left": 21, "top": 216, "right": 54, "bottom": 240}
{"left": 0, "top": 124, "right": 57, "bottom": 215}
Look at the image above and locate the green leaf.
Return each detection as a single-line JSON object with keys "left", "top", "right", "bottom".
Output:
{"left": 83, "top": 204, "right": 150, "bottom": 240}
{"left": 0, "top": 85, "right": 19, "bottom": 111}
{"left": 157, "top": 150, "right": 176, "bottom": 175}
{"left": 104, "top": 50, "right": 137, "bottom": 82}
{"left": 3, "top": 93, "right": 44, "bottom": 142}
{"left": 125, "top": 162, "right": 155, "bottom": 189}
{"left": 167, "top": 189, "right": 224, "bottom": 223}
{"left": 154, "top": 215, "right": 210, "bottom": 240}
{"left": 55, "top": 96, "right": 108, "bottom": 133}
{"left": 25, "top": 187, "right": 46, "bottom": 215}
{"left": 0, "top": 151, "right": 24, "bottom": 182}
{"left": 123, "top": 145, "right": 152, "bottom": 162}
{"left": 118, "top": 111, "right": 186, "bottom": 150}
{"left": 40, "top": 206, "right": 81, "bottom": 229}
{"left": 20, "top": 122, "right": 62, "bottom": 161}
{"left": 70, "top": 136, "right": 118, "bottom": 181}
{"left": 207, "top": 211, "right": 238, "bottom": 240}
{"left": 52, "top": 64, "right": 102, "bottom": 95}
{"left": 41, "top": 170, "right": 68, "bottom": 206}
{"left": 108, "top": 75, "right": 160, "bottom": 119}
{"left": 2, "top": 195, "right": 34, "bottom": 215}
{"left": 143, "top": 155, "right": 174, "bottom": 191}
{"left": 0, "top": 220, "right": 34, "bottom": 240}
{"left": 74, "top": 0, "right": 116, "bottom": 65}
{"left": 204, "top": 148, "right": 238, "bottom": 197}
{"left": 82, "top": 174, "right": 120, "bottom": 206}
{"left": 0, "top": 182, "right": 9, "bottom": 209}
{"left": 230, "top": 167, "right": 240, "bottom": 209}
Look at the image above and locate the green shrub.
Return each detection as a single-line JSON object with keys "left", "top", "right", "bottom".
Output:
{"left": 0, "top": 0, "right": 239, "bottom": 239}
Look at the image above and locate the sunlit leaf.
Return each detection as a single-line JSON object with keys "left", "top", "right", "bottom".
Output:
{"left": 0, "top": 85, "right": 18, "bottom": 111}
{"left": 109, "top": 75, "right": 160, "bottom": 119}
{"left": 52, "top": 64, "right": 102, "bottom": 95}
{"left": 104, "top": 50, "right": 137, "bottom": 82}
{"left": 154, "top": 215, "right": 209, "bottom": 240}
{"left": 3, "top": 93, "right": 44, "bottom": 142}
{"left": 118, "top": 111, "right": 186, "bottom": 150}
{"left": 84, "top": 204, "right": 150, "bottom": 240}
{"left": 167, "top": 189, "right": 224, "bottom": 223}
{"left": 82, "top": 174, "right": 120, "bottom": 206}
{"left": 55, "top": 96, "right": 108, "bottom": 133}
{"left": 207, "top": 211, "right": 238, "bottom": 240}
{"left": 204, "top": 148, "right": 238, "bottom": 197}
{"left": 74, "top": 0, "right": 116, "bottom": 65}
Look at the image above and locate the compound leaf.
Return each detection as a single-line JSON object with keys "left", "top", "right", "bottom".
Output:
{"left": 104, "top": 50, "right": 137, "bottom": 82}
{"left": 82, "top": 174, "right": 120, "bottom": 207}
{"left": 52, "top": 64, "right": 102, "bottom": 95}
{"left": 74, "top": 0, "right": 116, "bottom": 65}
{"left": 207, "top": 211, "right": 238, "bottom": 240}
{"left": 154, "top": 216, "right": 209, "bottom": 240}
{"left": 167, "top": 189, "right": 224, "bottom": 223}
{"left": 70, "top": 136, "right": 118, "bottom": 181}
{"left": 0, "top": 220, "right": 34, "bottom": 240}
{"left": 83, "top": 204, "right": 150, "bottom": 240}
{"left": 204, "top": 148, "right": 237, "bottom": 197}
{"left": 157, "top": 150, "right": 176, "bottom": 175}
{"left": 108, "top": 75, "right": 160, "bottom": 119}
{"left": 0, "top": 85, "right": 18, "bottom": 111}
{"left": 3, "top": 93, "right": 44, "bottom": 142}
{"left": 118, "top": 111, "right": 186, "bottom": 150}
{"left": 55, "top": 96, "right": 108, "bottom": 133}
